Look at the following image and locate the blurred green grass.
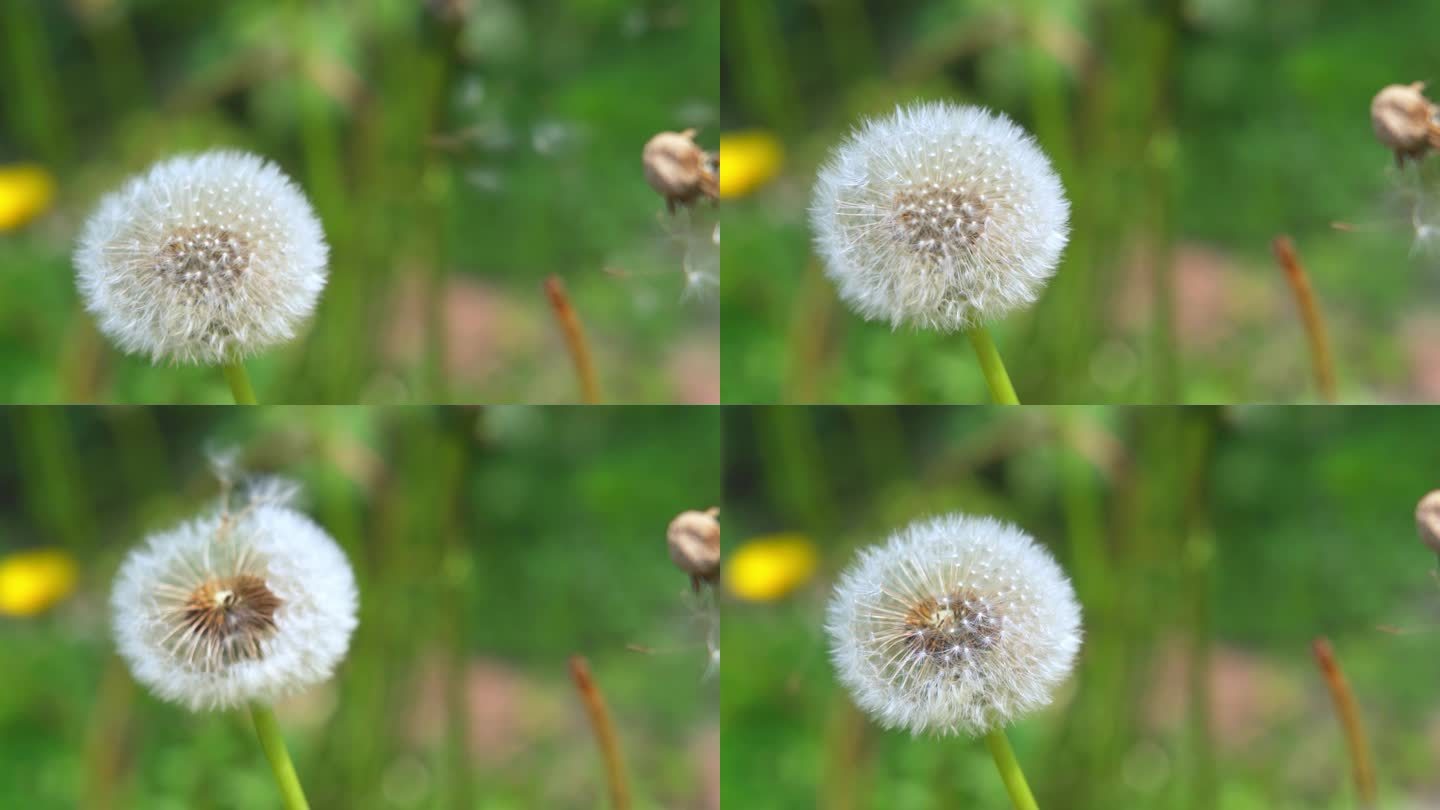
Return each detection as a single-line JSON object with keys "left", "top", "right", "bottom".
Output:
{"left": 722, "top": 406, "right": 1440, "bottom": 808}
{"left": 720, "top": 0, "right": 1440, "bottom": 404}
{"left": 0, "top": 0, "right": 719, "bottom": 404}
{"left": 0, "top": 405, "right": 720, "bottom": 809}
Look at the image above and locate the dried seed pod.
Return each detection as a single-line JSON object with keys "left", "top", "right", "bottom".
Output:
{"left": 1416, "top": 490, "right": 1440, "bottom": 556}
{"left": 643, "top": 129, "right": 718, "bottom": 214}
{"left": 667, "top": 507, "right": 720, "bottom": 592}
{"left": 1371, "top": 82, "right": 1440, "bottom": 167}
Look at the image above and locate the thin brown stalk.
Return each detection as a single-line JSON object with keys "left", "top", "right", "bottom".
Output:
{"left": 544, "top": 276, "right": 602, "bottom": 404}
{"left": 1312, "top": 638, "right": 1377, "bottom": 808}
{"left": 1271, "top": 236, "right": 1338, "bottom": 402}
{"left": 568, "top": 656, "right": 631, "bottom": 810}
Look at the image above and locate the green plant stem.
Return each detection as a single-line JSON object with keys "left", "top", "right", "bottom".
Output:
{"left": 222, "top": 361, "right": 258, "bottom": 405}
{"left": 985, "top": 729, "right": 1040, "bottom": 810}
{"left": 966, "top": 326, "right": 1020, "bottom": 404}
{"left": 250, "top": 704, "right": 311, "bottom": 810}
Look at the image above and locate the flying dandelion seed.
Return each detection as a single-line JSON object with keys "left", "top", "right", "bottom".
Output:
{"left": 75, "top": 150, "right": 329, "bottom": 365}
{"left": 681, "top": 231, "right": 719, "bottom": 301}
{"left": 811, "top": 102, "right": 1070, "bottom": 332}
{"left": 111, "top": 478, "right": 357, "bottom": 711}
{"left": 826, "top": 513, "right": 1081, "bottom": 737}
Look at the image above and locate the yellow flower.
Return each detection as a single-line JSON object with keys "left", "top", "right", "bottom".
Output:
{"left": 0, "top": 164, "right": 56, "bottom": 231}
{"left": 0, "top": 548, "right": 78, "bottom": 616}
{"left": 719, "top": 131, "right": 782, "bottom": 199}
{"left": 725, "top": 533, "right": 818, "bottom": 602}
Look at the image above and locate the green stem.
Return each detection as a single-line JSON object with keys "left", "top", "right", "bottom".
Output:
{"left": 985, "top": 728, "right": 1039, "bottom": 810}
{"left": 222, "top": 361, "right": 258, "bottom": 405}
{"left": 966, "top": 326, "right": 1020, "bottom": 404}
{"left": 250, "top": 704, "right": 311, "bottom": 810}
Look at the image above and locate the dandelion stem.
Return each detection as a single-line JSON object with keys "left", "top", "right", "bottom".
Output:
{"left": 966, "top": 326, "right": 1020, "bottom": 404}
{"left": 1311, "top": 638, "right": 1378, "bottom": 809}
{"left": 1271, "top": 236, "right": 1338, "bottom": 402}
{"left": 544, "top": 276, "right": 602, "bottom": 404}
{"left": 984, "top": 728, "right": 1040, "bottom": 810}
{"left": 250, "top": 704, "right": 311, "bottom": 810}
{"left": 222, "top": 361, "right": 258, "bottom": 405}
{"left": 568, "top": 656, "right": 631, "bottom": 810}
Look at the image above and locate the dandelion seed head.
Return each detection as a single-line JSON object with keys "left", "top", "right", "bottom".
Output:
{"left": 811, "top": 102, "right": 1069, "bottom": 331}
{"left": 75, "top": 150, "right": 329, "bottom": 365}
{"left": 826, "top": 513, "right": 1081, "bottom": 737}
{"left": 111, "top": 482, "right": 357, "bottom": 711}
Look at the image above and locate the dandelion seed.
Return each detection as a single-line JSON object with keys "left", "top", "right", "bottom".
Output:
{"left": 75, "top": 150, "right": 329, "bottom": 365}
{"left": 681, "top": 249, "right": 719, "bottom": 301}
{"left": 111, "top": 479, "right": 357, "bottom": 711}
{"left": 1411, "top": 204, "right": 1440, "bottom": 257}
{"left": 811, "top": 102, "right": 1070, "bottom": 331}
{"left": 826, "top": 513, "right": 1081, "bottom": 737}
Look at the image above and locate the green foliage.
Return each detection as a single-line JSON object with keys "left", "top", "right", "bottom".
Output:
{"left": 721, "top": 0, "right": 1440, "bottom": 403}
{"left": 722, "top": 406, "right": 1440, "bottom": 808}
{"left": 0, "top": 405, "right": 720, "bottom": 808}
{"left": 0, "top": 0, "right": 718, "bottom": 403}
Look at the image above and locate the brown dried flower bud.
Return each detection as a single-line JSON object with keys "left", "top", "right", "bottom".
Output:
{"left": 643, "top": 129, "right": 718, "bottom": 214}
{"left": 1417, "top": 490, "right": 1440, "bottom": 556}
{"left": 667, "top": 507, "right": 720, "bottom": 591}
{"left": 1371, "top": 82, "right": 1440, "bottom": 167}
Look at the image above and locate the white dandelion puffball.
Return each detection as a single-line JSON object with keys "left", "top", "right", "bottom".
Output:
{"left": 75, "top": 150, "right": 329, "bottom": 365}
{"left": 111, "top": 484, "right": 358, "bottom": 711}
{"left": 811, "top": 102, "right": 1070, "bottom": 331}
{"left": 826, "top": 513, "right": 1082, "bottom": 737}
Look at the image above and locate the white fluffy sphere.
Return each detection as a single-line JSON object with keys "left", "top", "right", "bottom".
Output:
{"left": 75, "top": 150, "right": 329, "bottom": 365}
{"left": 811, "top": 102, "right": 1070, "bottom": 331}
{"left": 111, "top": 484, "right": 358, "bottom": 711}
{"left": 826, "top": 513, "right": 1082, "bottom": 736}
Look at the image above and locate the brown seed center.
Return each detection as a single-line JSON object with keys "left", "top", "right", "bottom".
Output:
{"left": 158, "top": 226, "right": 251, "bottom": 293}
{"left": 902, "top": 592, "right": 1003, "bottom": 660}
{"left": 891, "top": 186, "right": 990, "bottom": 256}
{"left": 179, "top": 574, "right": 282, "bottom": 664}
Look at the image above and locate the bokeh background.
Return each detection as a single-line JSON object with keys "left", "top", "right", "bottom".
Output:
{"left": 722, "top": 406, "right": 1440, "bottom": 808}
{"left": 720, "top": 0, "right": 1440, "bottom": 403}
{"left": 0, "top": 406, "right": 720, "bottom": 809}
{"left": 0, "top": 0, "right": 719, "bottom": 404}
